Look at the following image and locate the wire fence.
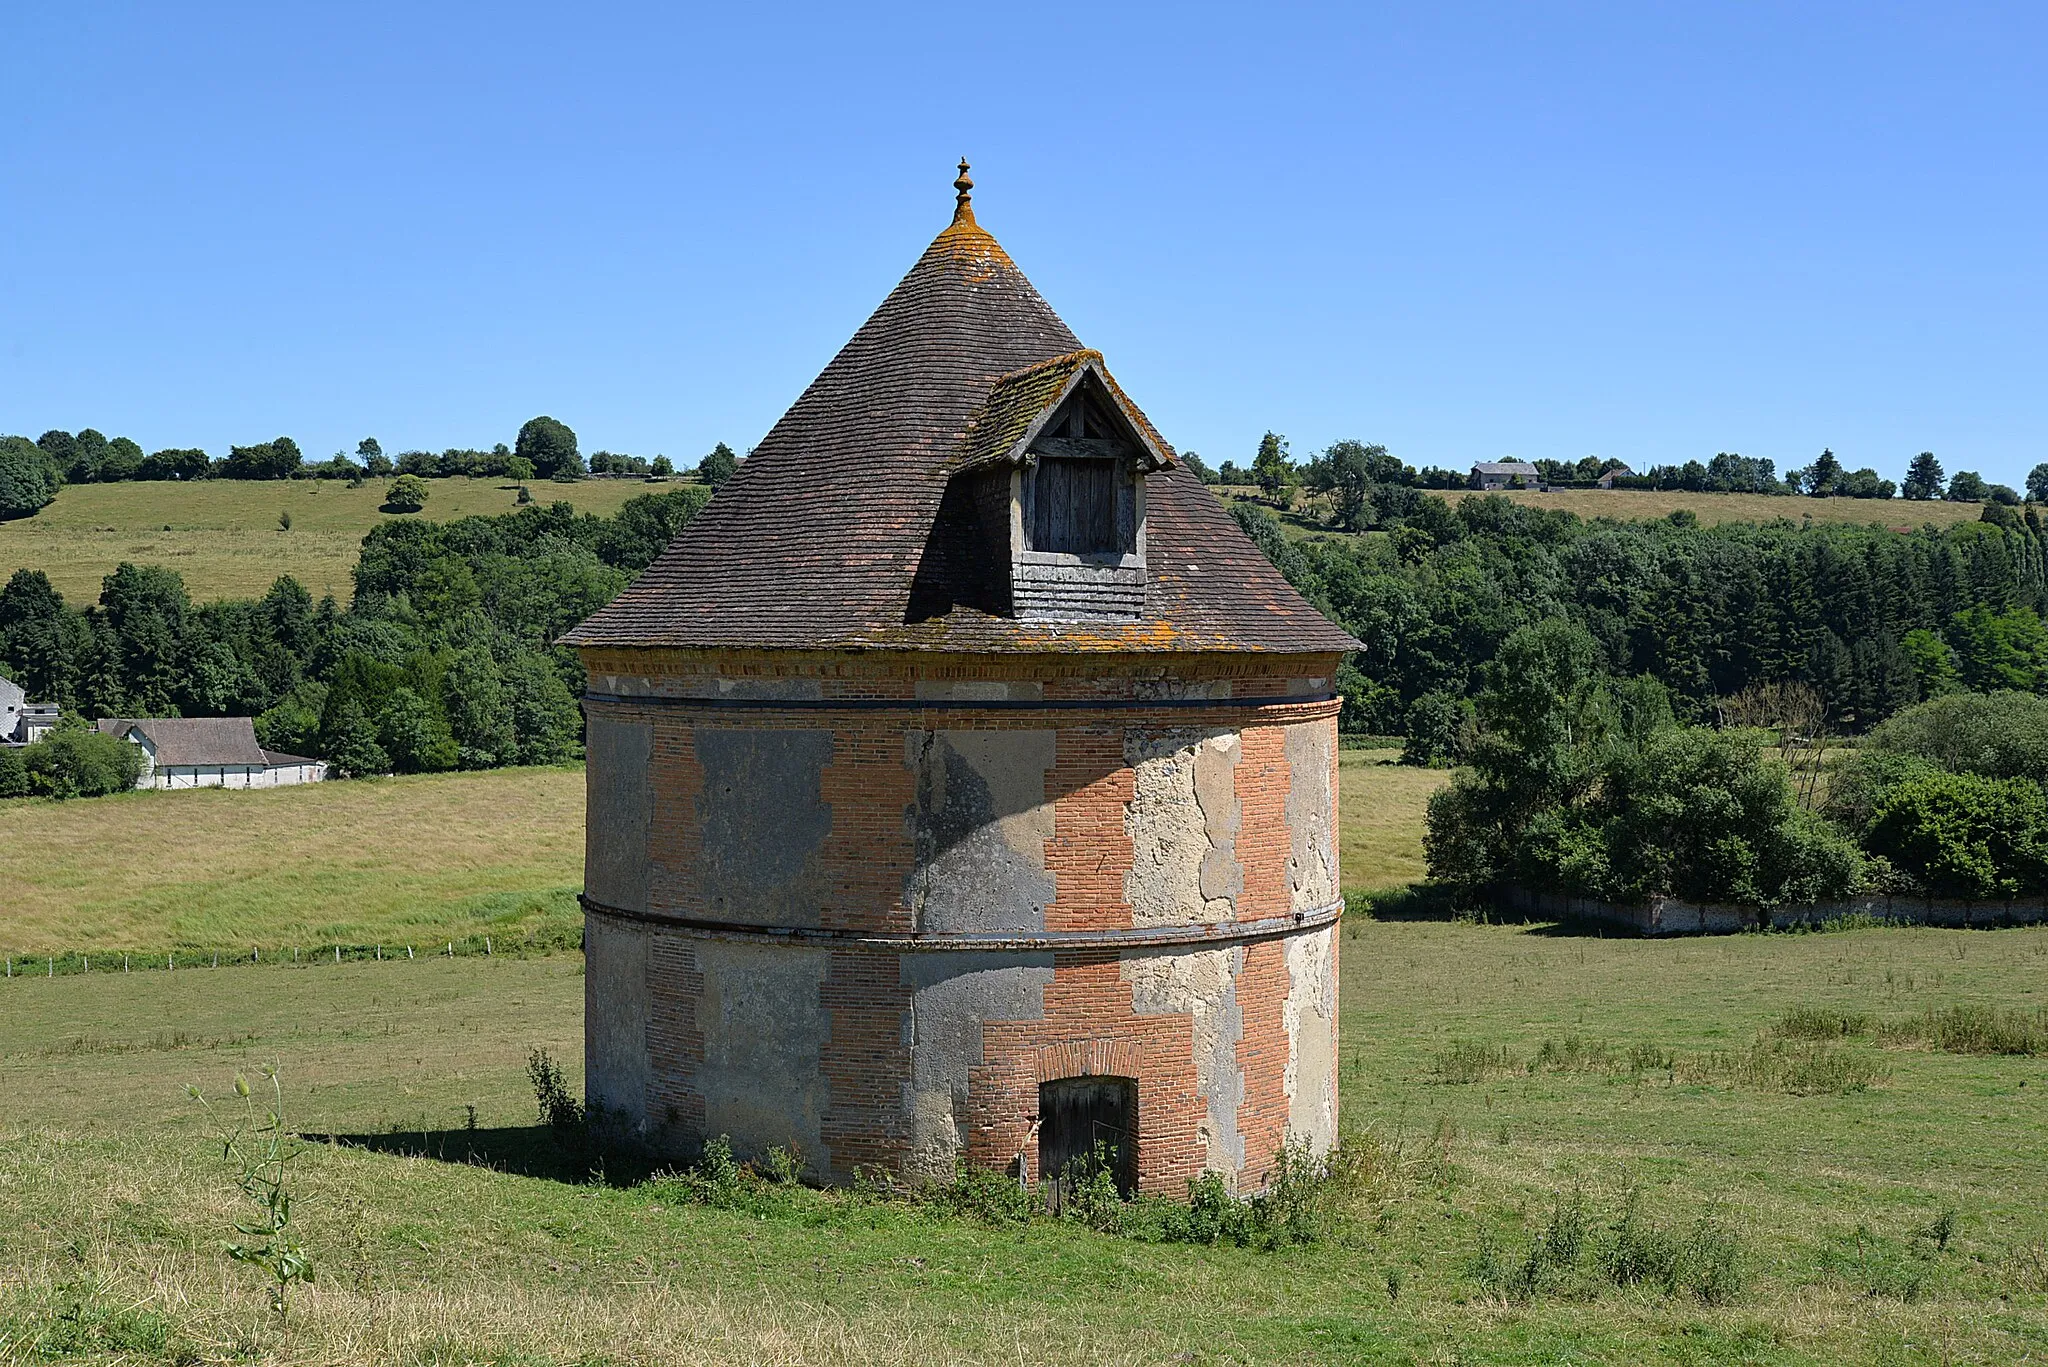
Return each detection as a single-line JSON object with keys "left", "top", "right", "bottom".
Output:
{"left": 1, "top": 924, "right": 583, "bottom": 985}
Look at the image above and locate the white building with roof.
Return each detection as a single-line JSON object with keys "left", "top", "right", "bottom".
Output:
{"left": 1, "top": 674, "right": 61, "bottom": 745}
{"left": 1470, "top": 460, "right": 1546, "bottom": 491}
{"left": 95, "top": 717, "right": 328, "bottom": 789}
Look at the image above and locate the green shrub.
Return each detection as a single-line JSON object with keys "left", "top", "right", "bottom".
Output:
{"left": 20, "top": 726, "right": 145, "bottom": 797}
{"left": 1862, "top": 690, "right": 2048, "bottom": 785}
{"left": 1482, "top": 726, "right": 1865, "bottom": 906}
{"left": 384, "top": 473, "right": 430, "bottom": 512}
{"left": 0, "top": 435, "right": 60, "bottom": 519}
{"left": 1865, "top": 770, "right": 2048, "bottom": 898}
{"left": 0, "top": 745, "right": 27, "bottom": 798}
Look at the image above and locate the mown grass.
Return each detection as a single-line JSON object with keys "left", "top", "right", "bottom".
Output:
{"left": 0, "top": 475, "right": 668, "bottom": 604}
{"left": 1338, "top": 747, "right": 1455, "bottom": 892}
{"left": 1455, "top": 488, "right": 1990, "bottom": 531}
{"left": 1214, "top": 485, "right": 1989, "bottom": 539}
{"left": 0, "top": 767, "right": 584, "bottom": 954}
{"left": 3, "top": 922, "right": 2047, "bottom": 1362}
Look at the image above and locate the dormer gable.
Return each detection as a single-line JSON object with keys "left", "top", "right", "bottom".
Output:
{"left": 918, "top": 352, "right": 1173, "bottom": 622}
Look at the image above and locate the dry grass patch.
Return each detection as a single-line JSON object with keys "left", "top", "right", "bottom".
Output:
{"left": 0, "top": 476, "right": 664, "bottom": 604}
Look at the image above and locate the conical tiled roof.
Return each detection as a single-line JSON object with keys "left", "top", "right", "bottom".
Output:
{"left": 564, "top": 184, "right": 1359, "bottom": 656}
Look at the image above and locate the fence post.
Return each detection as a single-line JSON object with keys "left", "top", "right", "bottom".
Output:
{"left": 376, "top": 945, "right": 382, "bottom": 961}
{"left": 485, "top": 937, "right": 492, "bottom": 956}
{"left": 212, "top": 951, "right": 218, "bottom": 968}
{"left": 335, "top": 945, "right": 341, "bottom": 964}
{"left": 124, "top": 954, "right": 130, "bottom": 973}
{"left": 49, "top": 958, "right": 55, "bottom": 978}
{"left": 407, "top": 945, "right": 414, "bottom": 960}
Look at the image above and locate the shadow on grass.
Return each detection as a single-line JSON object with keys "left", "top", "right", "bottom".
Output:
{"left": 307, "top": 1126, "right": 660, "bottom": 1186}
{"left": 1347, "top": 884, "right": 1609, "bottom": 937}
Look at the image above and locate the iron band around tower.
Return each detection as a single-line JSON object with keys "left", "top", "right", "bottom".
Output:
{"left": 580, "top": 893, "right": 1345, "bottom": 953}
{"left": 581, "top": 689, "right": 1340, "bottom": 712}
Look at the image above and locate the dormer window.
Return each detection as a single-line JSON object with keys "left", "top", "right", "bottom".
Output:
{"left": 1024, "top": 400, "right": 1136, "bottom": 561}
{"left": 1031, "top": 457, "right": 1115, "bottom": 554}
{"left": 909, "top": 350, "right": 1174, "bottom": 625}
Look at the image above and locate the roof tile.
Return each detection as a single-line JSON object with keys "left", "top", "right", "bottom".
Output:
{"left": 563, "top": 207, "right": 1358, "bottom": 656}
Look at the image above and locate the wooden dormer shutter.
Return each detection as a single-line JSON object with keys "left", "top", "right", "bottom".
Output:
{"left": 1032, "top": 458, "right": 1116, "bottom": 554}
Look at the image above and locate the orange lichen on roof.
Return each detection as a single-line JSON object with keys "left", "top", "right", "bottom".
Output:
{"left": 953, "top": 350, "right": 1176, "bottom": 474}
{"left": 955, "top": 351, "right": 1098, "bottom": 469}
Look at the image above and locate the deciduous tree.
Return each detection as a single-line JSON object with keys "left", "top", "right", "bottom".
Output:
{"left": 516, "top": 416, "right": 581, "bottom": 479}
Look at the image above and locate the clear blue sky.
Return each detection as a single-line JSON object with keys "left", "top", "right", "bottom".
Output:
{"left": 4, "top": 3, "right": 2043, "bottom": 485}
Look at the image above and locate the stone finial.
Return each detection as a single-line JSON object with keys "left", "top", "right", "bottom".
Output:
{"left": 952, "top": 158, "right": 975, "bottom": 225}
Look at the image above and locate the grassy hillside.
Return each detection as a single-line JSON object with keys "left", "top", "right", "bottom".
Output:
{"left": 3, "top": 918, "right": 2044, "bottom": 1362}
{"left": 1462, "top": 486, "right": 1989, "bottom": 529}
{"left": 1217, "top": 484, "right": 1990, "bottom": 537}
{"left": 1339, "top": 747, "right": 1454, "bottom": 890}
{"left": 0, "top": 766, "right": 584, "bottom": 955}
{"left": 0, "top": 475, "right": 671, "bottom": 605}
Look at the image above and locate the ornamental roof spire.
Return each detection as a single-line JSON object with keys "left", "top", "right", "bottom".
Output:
{"left": 952, "top": 158, "right": 975, "bottom": 226}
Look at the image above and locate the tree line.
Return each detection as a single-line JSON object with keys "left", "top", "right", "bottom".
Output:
{"left": 0, "top": 417, "right": 744, "bottom": 519}
{"left": 1420, "top": 623, "right": 2048, "bottom": 910}
{"left": 0, "top": 486, "right": 711, "bottom": 792}
{"left": 1191, "top": 432, "right": 2039, "bottom": 523}
{"left": 1231, "top": 491, "right": 2048, "bottom": 745}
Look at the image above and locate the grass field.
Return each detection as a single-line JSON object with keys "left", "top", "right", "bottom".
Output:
{"left": 1215, "top": 486, "right": 1989, "bottom": 539}
{"left": 0, "top": 767, "right": 585, "bottom": 955}
{"left": 0, "top": 476, "right": 670, "bottom": 605}
{"left": 1458, "top": 488, "right": 1989, "bottom": 530}
{"left": 3, "top": 916, "right": 2044, "bottom": 1363}
{"left": 1341, "top": 748, "right": 1454, "bottom": 890}
{"left": 5, "top": 763, "right": 2048, "bottom": 1360}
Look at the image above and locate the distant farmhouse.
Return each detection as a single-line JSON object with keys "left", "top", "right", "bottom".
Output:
{"left": 95, "top": 717, "right": 328, "bottom": 789}
{"left": 1471, "top": 460, "right": 1545, "bottom": 491}
{"left": 1596, "top": 462, "right": 1634, "bottom": 488}
{"left": 1, "top": 674, "right": 60, "bottom": 746}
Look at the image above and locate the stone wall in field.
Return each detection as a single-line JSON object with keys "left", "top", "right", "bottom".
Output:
{"left": 577, "top": 647, "right": 1345, "bottom": 1195}
{"left": 1504, "top": 886, "right": 2048, "bottom": 936}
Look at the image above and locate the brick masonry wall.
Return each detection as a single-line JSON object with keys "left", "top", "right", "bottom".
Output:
{"left": 583, "top": 648, "right": 1344, "bottom": 1191}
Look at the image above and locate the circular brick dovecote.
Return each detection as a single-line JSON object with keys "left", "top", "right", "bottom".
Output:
{"left": 578, "top": 652, "right": 1343, "bottom": 1193}
{"left": 563, "top": 176, "right": 1359, "bottom": 1195}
